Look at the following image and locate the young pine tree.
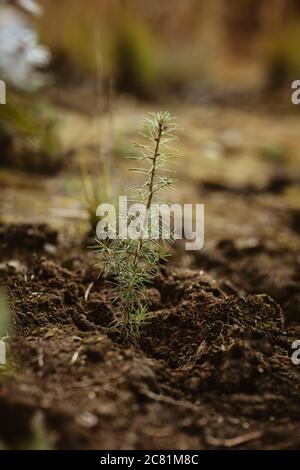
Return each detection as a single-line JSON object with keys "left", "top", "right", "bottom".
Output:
{"left": 94, "top": 111, "right": 181, "bottom": 340}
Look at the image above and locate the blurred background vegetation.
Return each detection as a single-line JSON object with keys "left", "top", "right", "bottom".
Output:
{"left": 37, "top": 0, "right": 300, "bottom": 97}
{"left": 2, "top": 0, "right": 300, "bottom": 235}
{"left": 3, "top": 0, "right": 300, "bottom": 161}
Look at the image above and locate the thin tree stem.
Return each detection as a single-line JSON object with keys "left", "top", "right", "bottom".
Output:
{"left": 133, "top": 122, "right": 163, "bottom": 265}
{"left": 121, "top": 122, "right": 164, "bottom": 332}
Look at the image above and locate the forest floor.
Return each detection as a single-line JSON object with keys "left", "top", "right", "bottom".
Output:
{"left": 1, "top": 96, "right": 300, "bottom": 449}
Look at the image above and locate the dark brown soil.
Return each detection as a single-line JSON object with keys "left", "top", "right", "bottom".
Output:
{"left": 1, "top": 223, "right": 300, "bottom": 450}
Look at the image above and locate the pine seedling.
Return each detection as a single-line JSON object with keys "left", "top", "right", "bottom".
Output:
{"left": 81, "top": 158, "right": 113, "bottom": 232}
{"left": 94, "top": 111, "right": 181, "bottom": 341}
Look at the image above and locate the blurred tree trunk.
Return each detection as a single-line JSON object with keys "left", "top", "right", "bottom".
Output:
{"left": 261, "top": 0, "right": 294, "bottom": 33}
{"left": 223, "top": 0, "right": 300, "bottom": 53}
{"left": 199, "top": 0, "right": 225, "bottom": 75}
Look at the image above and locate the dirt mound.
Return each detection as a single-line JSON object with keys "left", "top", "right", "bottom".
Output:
{"left": 1, "top": 243, "right": 300, "bottom": 450}
{"left": 193, "top": 234, "right": 300, "bottom": 326}
{"left": 0, "top": 224, "right": 58, "bottom": 261}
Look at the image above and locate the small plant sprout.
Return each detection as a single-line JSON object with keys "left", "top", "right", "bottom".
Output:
{"left": 94, "top": 111, "right": 181, "bottom": 340}
{"left": 81, "top": 158, "right": 113, "bottom": 232}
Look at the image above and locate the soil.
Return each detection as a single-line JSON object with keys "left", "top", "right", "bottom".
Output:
{"left": 1, "top": 101, "right": 300, "bottom": 450}
{"left": 0, "top": 217, "right": 300, "bottom": 450}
